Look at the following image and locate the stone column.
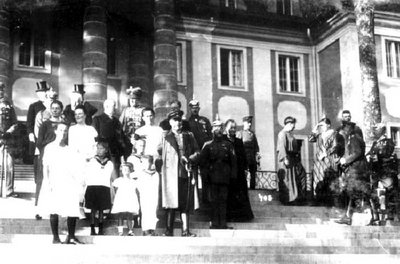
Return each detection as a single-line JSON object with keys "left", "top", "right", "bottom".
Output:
{"left": 82, "top": 0, "right": 107, "bottom": 106}
{"left": 0, "top": 2, "right": 10, "bottom": 96}
{"left": 129, "top": 34, "right": 151, "bottom": 106}
{"left": 354, "top": 0, "right": 381, "bottom": 145}
{"left": 153, "top": 0, "right": 177, "bottom": 123}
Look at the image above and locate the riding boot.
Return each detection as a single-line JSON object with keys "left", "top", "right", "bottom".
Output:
{"left": 98, "top": 222, "right": 104, "bottom": 235}
{"left": 164, "top": 210, "right": 175, "bottom": 236}
{"left": 50, "top": 214, "right": 61, "bottom": 243}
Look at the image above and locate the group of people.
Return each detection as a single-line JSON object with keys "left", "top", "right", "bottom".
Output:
{"left": 19, "top": 82, "right": 258, "bottom": 243}
{"left": 278, "top": 110, "right": 399, "bottom": 226}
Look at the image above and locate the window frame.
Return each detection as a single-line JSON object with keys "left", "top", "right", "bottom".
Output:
{"left": 176, "top": 40, "right": 187, "bottom": 86}
{"left": 382, "top": 36, "right": 400, "bottom": 79}
{"left": 277, "top": 0, "right": 293, "bottom": 16}
{"left": 14, "top": 27, "right": 51, "bottom": 73}
{"left": 224, "top": 0, "right": 237, "bottom": 9}
{"left": 275, "top": 51, "right": 305, "bottom": 96}
{"left": 217, "top": 45, "right": 248, "bottom": 91}
{"left": 387, "top": 122, "right": 400, "bottom": 148}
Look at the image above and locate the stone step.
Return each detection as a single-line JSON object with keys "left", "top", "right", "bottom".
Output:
{"left": 2, "top": 234, "right": 400, "bottom": 252}
{"left": 14, "top": 164, "right": 34, "bottom": 180}
{"left": 1, "top": 245, "right": 400, "bottom": 264}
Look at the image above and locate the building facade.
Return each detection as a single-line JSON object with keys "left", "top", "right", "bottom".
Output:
{"left": 3, "top": 0, "right": 400, "bottom": 175}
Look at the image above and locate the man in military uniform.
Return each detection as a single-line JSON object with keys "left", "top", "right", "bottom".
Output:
{"left": 0, "top": 83, "right": 18, "bottom": 197}
{"left": 200, "top": 118, "right": 236, "bottom": 229}
{"left": 63, "top": 84, "right": 97, "bottom": 125}
{"left": 337, "top": 110, "right": 364, "bottom": 141}
{"left": 367, "top": 123, "right": 399, "bottom": 225}
{"left": 236, "top": 116, "right": 260, "bottom": 189}
{"left": 119, "top": 86, "right": 145, "bottom": 138}
{"left": 188, "top": 100, "right": 212, "bottom": 204}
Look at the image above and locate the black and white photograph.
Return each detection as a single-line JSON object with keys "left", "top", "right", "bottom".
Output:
{"left": 1, "top": 0, "right": 400, "bottom": 263}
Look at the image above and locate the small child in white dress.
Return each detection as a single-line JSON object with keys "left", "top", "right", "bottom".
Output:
{"left": 111, "top": 162, "right": 140, "bottom": 236}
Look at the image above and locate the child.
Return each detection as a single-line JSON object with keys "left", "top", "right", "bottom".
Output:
{"left": 128, "top": 138, "right": 159, "bottom": 236}
{"left": 84, "top": 139, "right": 115, "bottom": 235}
{"left": 111, "top": 162, "right": 140, "bottom": 236}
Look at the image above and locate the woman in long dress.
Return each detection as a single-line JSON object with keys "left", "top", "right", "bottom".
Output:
{"left": 39, "top": 122, "right": 84, "bottom": 244}
{"left": 309, "top": 118, "right": 344, "bottom": 205}
{"left": 224, "top": 119, "right": 254, "bottom": 222}
{"left": 277, "top": 116, "right": 306, "bottom": 204}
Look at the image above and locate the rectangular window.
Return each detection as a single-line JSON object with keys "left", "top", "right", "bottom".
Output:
{"left": 277, "top": 0, "right": 292, "bottom": 15}
{"left": 390, "top": 126, "right": 400, "bottom": 147}
{"left": 176, "top": 43, "right": 183, "bottom": 83}
{"left": 385, "top": 39, "right": 400, "bottom": 78}
{"left": 220, "top": 48, "right": 244, "bottom": 88}
{"left": 278, "top": 55, "right": 299, "bottom": 92}
{"left": 18, "top": 27, "right": 46, "bottom": 68}
{"left": 176, "top": 41, "right": 187, "bottom": 85}
{"left": 223, "top": 0, "right": 237, "bottom": 9}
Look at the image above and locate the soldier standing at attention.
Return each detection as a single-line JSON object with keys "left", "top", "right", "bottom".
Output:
{"left": 119, "top": 86, "right": 145, "bottom": 138}
{"left": 188, "top": 100, "right": 212, "bottom": 204}
{"left": 0, "top": 82, "right": 18, "bottom": 198}
{"left": 63, "top": 84, "right": 97, "bottom": 126}
{"left": 236, "top": 116, "right": 260, "bottom": 190}
{"left": 200, "top": 118, "right": 236, "bottom": 229}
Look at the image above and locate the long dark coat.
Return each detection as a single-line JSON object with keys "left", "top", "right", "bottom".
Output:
{"left": 158, "top": 130, "right": 199, "bottom": 210}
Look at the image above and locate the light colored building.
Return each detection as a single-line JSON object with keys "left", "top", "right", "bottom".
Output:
{"left": 3, "top": 0, "right": 400, "bottom": 179}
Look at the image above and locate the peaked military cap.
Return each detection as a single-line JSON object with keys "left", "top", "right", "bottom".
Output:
{"left": 73, "top": 84, "right": 85, "bottom": 94}
{"left": 188, "top": 99, "right": 200, "bottom": 108}
{"left": 284, "top": 116, "right": 296, "bottom": 125}
{"left": 167, "top": 109, "right": 183, "bottom": 120}
{"left": 126, "top": 86, "right": 142, "bottom": 99}
{"left": 243, "top": 116, "right": 253, "bottom": 122}
{"left": 36, "top": 81, "right": 49, "bottom": 92}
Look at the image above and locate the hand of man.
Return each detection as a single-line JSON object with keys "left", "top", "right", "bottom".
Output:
{"left": 29, "top": 133, "right": 35, "bottom": 143}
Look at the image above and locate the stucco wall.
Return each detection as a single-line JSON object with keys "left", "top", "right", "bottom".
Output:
{"left": 318, "top": 40, "right": 343, "bottom": 128}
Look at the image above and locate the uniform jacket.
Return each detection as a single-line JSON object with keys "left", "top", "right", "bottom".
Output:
{"left": 0, "top": 98, "right": 17, "bottom": 134}
{"left": 158, "top": 130, "right": 199, "bottom": 209}
{"left": 188, "top": 115, "right": 212, "bottom": 148}
{"left": 63, "top": 102, "right": 97, "bottom": 125}
{"left": 199, "top": 137, "right": 237, "bottom": 185}
{"left": 27, "top": 100, "right": 45, "bottom": 135}
{"left": 236, "top": 129, "right": 259, "bottom": 164}
{"left": 343, "top": 133, "right": 367, "bottom": 176}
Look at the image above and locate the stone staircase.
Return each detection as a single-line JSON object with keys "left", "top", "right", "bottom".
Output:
{"left": 1, "top": 175, "right": 400, "bottom": 263}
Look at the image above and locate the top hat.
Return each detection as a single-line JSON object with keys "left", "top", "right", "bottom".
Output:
{"left": 73, "top": 84, "right": 85, "bottom": 94}
{"left": 36, "top": 81, "right": 49, "bottom": 92}
{"left": 126, "top": 86, "right": 142, "bottom": 99}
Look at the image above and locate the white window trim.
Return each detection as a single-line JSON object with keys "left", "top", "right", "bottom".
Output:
{"left": 176, "top": 40, "right": 187, "bottom": 86}
{"left": 277, "top": 0, "right": 293, "bottom": 16}
{"left": 13, "top": 33, "right": 51, "bottom": 74}
{"left": 224, "top": 0, "right": 237, "bottom": 9}
{"left": 381, "top": 36, "right": 400, "bottom": 80}
{"left": 275, "top": 51, "right": 305, "bottom": 97}
{"left": 217, "top": 44, "right": 248, "bottom": 91}
{"left": 386, "top": 122, "right": 400, "bottom": 148}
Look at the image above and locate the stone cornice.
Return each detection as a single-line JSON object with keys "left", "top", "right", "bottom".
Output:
{"left": 176, "top": 17, "right": 311, "bottom": 46}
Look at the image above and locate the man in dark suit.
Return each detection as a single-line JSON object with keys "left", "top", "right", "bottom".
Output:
{"left": 63, "top": 84, "right": 97, "bottom": 125}
{"left": 92, "top": 99, "right": 132, "bottom": 176}
{"left": 26, "top": 82, "right": 47, "bottom": 217}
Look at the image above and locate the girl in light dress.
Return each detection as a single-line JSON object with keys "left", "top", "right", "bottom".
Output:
{"left": 111, "top": 162, "right": 140, "bottom": 236}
